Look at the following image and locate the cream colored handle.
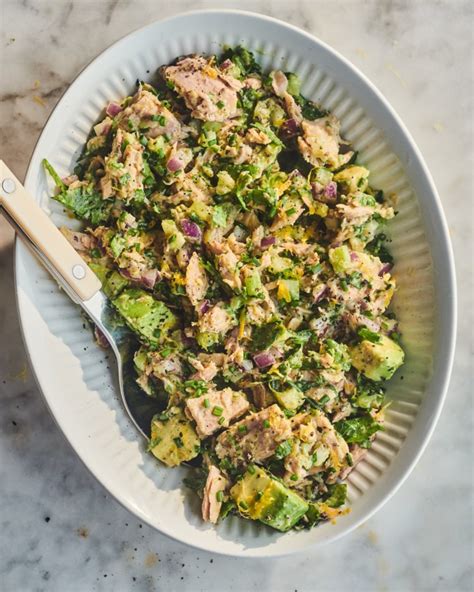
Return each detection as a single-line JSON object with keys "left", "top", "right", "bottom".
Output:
{"left": 0, "top": 160, "right": 101, "bottom": 302}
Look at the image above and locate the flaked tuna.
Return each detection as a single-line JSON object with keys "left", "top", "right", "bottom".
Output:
{"left": 186, "top": 388, "right": 249, "bottom": 438}
{"left": 163, "top": 56, "right": 242, "bottom": 122}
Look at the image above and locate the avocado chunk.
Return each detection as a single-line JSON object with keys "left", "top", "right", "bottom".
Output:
{"left": 89, "top": 263, "right": 130, "bottom": 298}
{"left": 251, "top": 320, "right": 289, "bottom": 352}
{"left": 196, "top": 330, "right": 220, "bottom": 351}
{"left": 113, "top": 288, "right": 177, "bottom": 346}
{"left": 334, "top": 165, "right": 369, "bottom": 193}
{"left": 268, "top": 254, "right": 293, "bottom": 274}
{"left": 88, "top": 262, "right": 110, "bottom": 285}
{"left": 244, "top": 269, "right": 263, "bottom": 298}
{"left": 230, "top": 466, "right": 308, "bottom": 532}
{"left": 350, "top": 335, "right": 404, "bottom": 381}
{"left": 270, "top": 384, "right": 304, "bottom": 411}
{"left": 161, "top": 219, "right": 185, "bottom": 251}
{"left": 149, "top": 406, "right": 200, "bottom": 467}
{"left": 329, "top": 245, "right": 351, "bottom": 274}
{"left": 103, "top": 270, "right": 130, "bottom": 299}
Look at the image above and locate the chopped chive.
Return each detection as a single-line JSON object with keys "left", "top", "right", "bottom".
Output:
{"left": 346, "top": 452, "right": 354, "bottom": 466}
{"left": 216, "top": 100, "right": 225, "bottom": 109}
{"left": 216, "top": 490, "right": 224, "bottom": 502}
{"left": 290, "top": 474, "right": 298, "bottom": 481}
{"left": 173, "top": 436, "right": 183, "bottom": 448}
{"left": 238, "top": 425, "right": 248, "bottom": 434}
{"left": 218, "top": 416, "right": 226, "bottom": 425}
{"left": 159, "top": 413, "right": 169, "bottom": 421}
{"left": 152, "top": 114, "right": 166, "bottom": 125}
{"left": 203, "top": 398, "right": 210, "bottom": 409}
{"left": 212, "top": 406, "right": 223, "bottom": 416}
{"left": 239, "top": 500, "right": 249, "bottom": 510}
{"left": 247, "top": 464, "right": 256, "bottom": 475}
{"left": 263, "top": 419, "right": 270, "bottom": 428}
{"left": 319, "top": 394, "right": 330, "bottom": 405}
{"left": 255, "top": 490, "right": 263, "bottom": 501}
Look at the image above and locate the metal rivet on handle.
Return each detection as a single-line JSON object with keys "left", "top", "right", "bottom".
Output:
{"left": 72, "top": 264, "right": 86, "bottom": 280}
{"left": 2, "top": 178, "right": 16, "bottom": 194}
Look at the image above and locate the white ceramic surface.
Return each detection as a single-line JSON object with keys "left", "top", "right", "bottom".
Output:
{"left": 14, "top": 10, "right": 456, "bottom": 557}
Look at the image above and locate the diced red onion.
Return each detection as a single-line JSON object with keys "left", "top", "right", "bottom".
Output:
{"left": 199, "top": 299, "right": 211, "bottom": 315}
{"left": 379, "top": 262, "right": 393, "bottom": 276}
{"left": 220, "top": 59, "right": 233, "bottom": 71}
{"left": 313, "top": 286, "right": 328, "bottom": 303}
{"left": 180, "top": 219, "right": 202, "bottom": 242}
{"left": 280, "top": 118, "right": 299, "bottom": 139}
{"left": 260, "top": 236, "right": 276, "bottom": 248}
{"left": 141, "top": 269, "right": 160, "bottom": 289}
{"left": 166, "top": 156, "right": 185, "bottom": 172}
{"left": 323, "top": 181, "right": 337, "bottom": 201}
{"left": 106, "top": 102, "right": 122, "bottom": 117}
{"left": 350, "top": 252, "right": 359, "bottom": 261}
{"left": 94, "top": 326, "right": 110, "bottom": 349}
{"left": 253, "top": 352, "right": 276, "bottom": 368}
{"left": 119, "top": 268, "right": 161, "bottom": 289}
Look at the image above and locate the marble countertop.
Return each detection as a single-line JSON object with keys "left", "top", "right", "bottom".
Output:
{"left": 0, "top": 1, "right": 472, "bottom": 590}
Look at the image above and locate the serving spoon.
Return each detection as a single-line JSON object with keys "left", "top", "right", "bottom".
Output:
{"left": 0, "top": 160, "right": 159, "bottom": 439}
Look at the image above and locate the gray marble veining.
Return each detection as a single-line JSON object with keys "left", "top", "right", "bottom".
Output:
{"left": 0, "top": 1, "right": 472, "bottom": 591}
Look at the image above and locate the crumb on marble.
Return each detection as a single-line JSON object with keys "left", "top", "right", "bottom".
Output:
{"left": 77, "top": 526, "right": 89, "bottom": 538}
{"left": 368, "top": 530, "right": 378, "bottom": 544}
{"left": 33, "top": 95, "right": 46, "bottom": 107}
{"left": 356, "top": 48, "right": 367, "bottom": 59}
{"left": 10, "top": 363, "right": 28, "bottom": 382}
{"left": 144, "top": 553, "right": 159, "bottom": 568}
{"left": 433, "top": 122, "right": 444, "bottom": 133}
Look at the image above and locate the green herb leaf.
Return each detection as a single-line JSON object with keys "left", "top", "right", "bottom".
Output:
{"left": 324, "top": 483, "right": 347, "bottom": 508}
{"left": 335, "top": 414, "right": 383, "bottom": 447}
{"left": 357, "top": 327, "right": 381, "bottom": 343}
{"left": 274, "top": 439, "right": 292, "bottom": 459}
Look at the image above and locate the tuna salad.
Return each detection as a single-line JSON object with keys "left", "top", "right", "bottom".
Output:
{"left": 44, "top": 46, "right": 404, "bottom": 532}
